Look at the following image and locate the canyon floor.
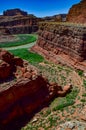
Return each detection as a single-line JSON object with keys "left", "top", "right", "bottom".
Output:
{"left": 0, "top": 34, "right": 86, "bottom": 130}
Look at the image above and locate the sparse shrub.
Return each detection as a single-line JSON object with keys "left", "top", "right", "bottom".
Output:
{"left": 52, "top": 88, "right": 79, "bottom": 111}
{"left": 82, "top": 93, "right": 86, "bottom": 97}
{"left": 83, "top": 79, "right": 86, "bottom": 88}
{"left": 81, "top": 99, "right": 86, "bottom": 102}
{"left": 77, "top": 70, "right": 83, "bottom": 76}
{"left": 53, "top": 100, "right": 74, "bottom": 111}
{"left": 45, "top": 109, "right": 51, "bottom": 117}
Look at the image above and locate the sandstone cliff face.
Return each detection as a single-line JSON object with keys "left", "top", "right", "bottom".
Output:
{"left": 36, "top": 23, "right": 86, "bottom": 61}
{"left": 0, "top": 49, "right": 71, "bottom": 127}
{"left": 0, "top": 9, "right": 38, "bottom": 34}
{"left": 0, "top": 27, "right": 6, "bottom": 34}
{"left": 31, "top": 23, "right": 86, "bottom": 70}
{"left": 5, "top": 25, "right": 38, "bottom": 34}
{"left": 67, "top": 0, "right": 86, "bottom": 24}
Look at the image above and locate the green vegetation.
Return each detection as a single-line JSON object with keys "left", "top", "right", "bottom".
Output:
{"left": 51, "top": 87, "right": 79, "bottom": 111}
{"left": 83, "top": 79, "right": 86, "bottom": 88}
{"left": 0, "top": 34, "right": 37, "bottom": 48}
{"left": 77, "top": 70, "right": 83, "bottom": 76}
{"left": 82, "top": 93, "right": 86, "bottom": 97}
{"left": 9, "top": 48, "right": 44, "bottom": 65}
{"left": 81, "top": 99, "right": 86, "bottom": 102}
{"left": 35, "top": 62, "right": 72, "bottom": 86}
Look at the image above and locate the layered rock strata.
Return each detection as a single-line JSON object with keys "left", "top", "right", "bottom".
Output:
{"left": 0, "top": 9, "right": 38, "bottom": 34}
{"left": 31, "top": 23, "right": 86, "bottom": 70}
{"left": 0, "top": 49, "right": 71, "bottom": 127}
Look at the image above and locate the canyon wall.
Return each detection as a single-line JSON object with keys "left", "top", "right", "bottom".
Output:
{"left": 36, "top": 23, "right": 86, "bottom": 61}
{"left": 5, "top": 25, "right": 38, "bottom": 34}
{"left": 32, "top": 23, "right": 86, "bottom": 70}
{"left": 0, "top": 9, "right": 38, "bottom": 34}
{"left": 67, "top": 0, "right": 86, "bottom": 24}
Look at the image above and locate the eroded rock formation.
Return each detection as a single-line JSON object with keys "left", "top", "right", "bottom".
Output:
{"left": 0, "top": 49, "right": 23, "bottom": 80}
{"left": 67, "top": 0, "right": 86, "bottom": 24}
{"left": 0, "top": 9, "right": 38, "bottom": 34}
{"left": 0, "top": 49, "right": 71, "bottom": 127}
{"left": 31, "top": 23, "right": 86, "bottom": 71}
{"left": 3, "top": 8, "right": 27, "bottom": 16}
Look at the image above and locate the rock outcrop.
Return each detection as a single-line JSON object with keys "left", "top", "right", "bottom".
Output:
{"left": 0, "top": 60, "right": 12, "bottom": 80}
{"left": 0, "top": 49, "right": 71, "bottom": 127}
{"left": 0, "top": 9, "right": 38, "bottom": 34}
{"left": 0, "top": 49, "right": 23, "bottom": 80}
{"left": 67, "top": 0, "right": 86, "bottom": 24}
{"left": 31, "top": 22, "right": 86, "bottom": 71}
{"left": 3, "top": 8, "right": 27, "bottom": 16}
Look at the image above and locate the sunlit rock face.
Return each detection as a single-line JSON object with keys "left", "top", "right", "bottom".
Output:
{"left": 67, "top": 0, "right": 86, "bottom": 24}
{"left": 31, "top": 22, "right": 86, "bottom": 71}
{"left": 34, "top": 23, "right": 86, "bottom": 62}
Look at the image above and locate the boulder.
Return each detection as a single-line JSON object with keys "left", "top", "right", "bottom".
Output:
{"left": 0, "top": 49, "right": 14, "bottom": 64}
{"left": 13, "top": 57, "right": 23, "bottom": 67}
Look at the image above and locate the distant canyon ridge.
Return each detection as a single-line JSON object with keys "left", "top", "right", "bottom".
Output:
{"left": 0, "top": 9, "right": 38, "bottom": 34}
{"left": 0, "top": 8, "right": 67, "bottom": 35}
{"left": 0, "top": 0, "right": 86, "bottom": 35}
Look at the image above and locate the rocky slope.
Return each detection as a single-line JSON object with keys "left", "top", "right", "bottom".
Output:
{"left": 0, "top": 49, "right": 71, "bottom": 128}
{"left": 67, "top": 0, "right": 86, "bottom": 24}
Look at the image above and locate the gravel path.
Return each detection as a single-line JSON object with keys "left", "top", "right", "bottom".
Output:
{"left": 56, "top": 120, "right": 86, "bottom": 130}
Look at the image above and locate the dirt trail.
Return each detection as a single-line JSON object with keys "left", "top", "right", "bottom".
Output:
{"left": 3, "top": 41, "right": 36, "bottom": 50}
{"left": 72, "top": 71, "right": 83, "bottom": 95}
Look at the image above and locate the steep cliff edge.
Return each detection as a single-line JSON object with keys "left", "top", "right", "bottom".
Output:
{"left": 67, "top": 0, "right": 86, "bottom": 24}
{"left": 31, "top": 22, "right": 86, "bottom": 71}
